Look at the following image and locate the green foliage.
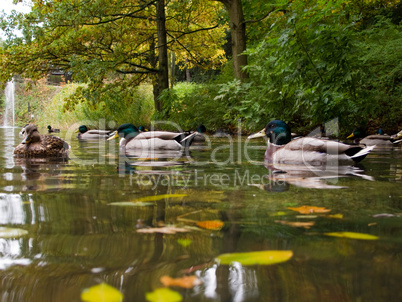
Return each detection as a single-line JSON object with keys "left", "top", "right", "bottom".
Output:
{"left": 40, "top": 83, "right": 154, "bottom": 128}
{"left": 240, "top": 1, "right": 402, "bottom": 133}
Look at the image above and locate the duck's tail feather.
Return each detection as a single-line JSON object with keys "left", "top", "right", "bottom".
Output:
{"left": 348, "top": 145, "right": 375, "bottom": 162}
{"left": 180, "top": 132, "right": 197, "bottom": 147}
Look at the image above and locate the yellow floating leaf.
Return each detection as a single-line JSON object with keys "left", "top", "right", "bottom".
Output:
{"left": 160, "top": 275, "right": 202, "bottom": 289}
{"left": 137, "top": 226, "right": 190, "bottom": 234}
{"left": 0, "top": 227, "right": 28, "bottom": 238}
{"left": 270, "top": 211, "right": 287, "bottom": 216}
{"left": 288, "top": 205, "right": 331, "bottom": 214}
{"left": 177, "top": 238, "right": 192, "bottom": 247}
{"left": 275, "top": 220, "right": 315, "bottom": 229}
{"left": 327, "top": 214, "right": 343, "bottom": 219}
{"left": 216, "top": 250, "right": 293, "bottom": 266}
{"left": 81, "top": 283, "right": 123, "bottom": 302}
{"left": 146, "top": 288, "right": 182, "bottom": 302}
{"left": 134, "top": 194, "right": 187, "bottom": 203}
{"left": 196, "top": 220, "right": 224, "bottom": 230}
{"left": 324, "top": 232, "right": 379, "bottom": 240}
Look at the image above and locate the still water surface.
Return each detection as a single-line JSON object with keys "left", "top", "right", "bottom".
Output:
{"left": 0, "top": 127, "right": 401, "bottom": 302}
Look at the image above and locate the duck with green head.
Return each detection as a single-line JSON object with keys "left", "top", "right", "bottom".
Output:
{"left": 248, "top": 120, "right": 375, "bottom": 166}
{"left": 76, "top": 125, "right": 112, "bottom": 140}
{"left": 107, "top": 123, "right": 197, "bottom": 151}
{"left": 14, "top": 124, "right": 70, "bottom": 158}
{"left": 347, "top": 128, "right": 395, "bottom": 146}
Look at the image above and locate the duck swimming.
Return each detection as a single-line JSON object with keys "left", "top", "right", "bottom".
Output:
{"left": 347, "top": 128, "right": 394, "bottom": 146}
{"left": 248, "top": 120, "right": 375, "bottom": 166}
{"left": 76, "top": 125, "right": 112, "bottom": 140}
{"left": 47, "top": 125, "right": 60, "bottom": 133}
{"left": 14, "top": 124, "right": 70, "bottom": 158}
{"left": 107, "top": 123, "right": 197, "bottom": 151}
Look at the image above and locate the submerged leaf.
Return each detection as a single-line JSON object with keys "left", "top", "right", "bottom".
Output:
{"left": 0, "top": 227, "right": 28, "bottom": 238}
{"left": 134, "top": 194, "right": 187, "bottom": 203}
{"left": 177, "top": 238, "right": 192, "bottom": 247}
{"left": 81, "top": 283, "right": 123, "bottom": 302}
{"left": 108, "top": 202, "right": 153, "bottom": 207}
{"left": 275, "top": 220, "right": 315, "bottom": 229}
{"left": 288, "top": 205, "right": 331, "bottom": 214}
{"left": 216, "top": 250, "right": 293, "bottom": 266}
{"left": 160, "top": 275, "right": 202, "bottom": 288}
{"left": 196, "top": 220, "right": 224, "bottom": 230}
{"left": 324, "top": 232, "right": 379, "bottom": 240}
{"left": 146, "top": 288, "right": 182, "bottom": 302}
{"left": 137, "top": 226, "right": 190, "bottom": 234}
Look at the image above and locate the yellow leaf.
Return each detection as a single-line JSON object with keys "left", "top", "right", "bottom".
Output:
{"left": 196, "top": 220, "right": 224, "bottom": 230}
{"left": 177, "top": 238, "right": 192, "bottom": 247}
{"left": 216, "top": 250, "right": 293, "bottom": 266}
{"left": 160, "top": 275, "right": 202, "bottom": 288}
{"left": 324, "top": 232, "right": 379, "bottom": 240}
{"left": 81, "top": 283, "right": 123, "bottom": 302}
{"left": 288, "top": 205, "right": 331, "bottom": 214}
{"left": 275, "top": 220, "right": 315, "bottom": 229}
{"left": 134, "top": 194, "right": 187, "bottom": 203}
{"left": 146, "top": 288, "right": 182, "bottom": 302}
{"left": 327, "top": 214, "right": 343, "bottom": 219}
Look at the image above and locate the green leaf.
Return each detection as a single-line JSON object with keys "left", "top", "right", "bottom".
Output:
{"left": 146, "top": 288, "right": 182, "bottom": 302}
{"left": 177, "top": 238, "right": 193, "bottom": 247}
{"left": 324, "top": 232, "right": 379, "bottom": 240}
{"left": 134, "top": 194, "right": 187, "bottom": 203}
{"left": 108, "top": 202, "right": 153, "bottom": 207}
{"left": 81, "top": 283, "right": 123, "bottom": 302}
{"left": 0, "top": 227, "right": 28, "bottom": 238}
{"left": 216, "top": 250, "right": 293, "bottom": 266}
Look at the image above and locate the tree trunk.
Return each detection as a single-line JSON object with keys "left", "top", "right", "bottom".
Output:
{"left": 218, "top": 0, "right": 248, "bottom": 81}
{"left": 156, "top": 0, "right": 169, "bottom": 113}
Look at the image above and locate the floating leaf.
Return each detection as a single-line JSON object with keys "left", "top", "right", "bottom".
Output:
{"left": 108, "top": 202, "right": 153, "bottom": 207}
{"left": 196, "top": 220, "right": 224, "bottom": 230}
{"left": 216, "top": 250, "right": 293, "bottom": 266}
{"left": 146, "top": 288, "right": 182, "bottom": 302}
{"left": 177, "top": 238, "right": 192, "bottom": 247}
{"left": 275, "top": 220, "right": 315, "bottom": 229}
{"left": 81, "top": 283, "right": 123, "bottom": 302}
{"left": 327, "top": 214, "right": 343, "bottom": 219}
{"left": 270, "top": 211, "right": 287, "bottom": 216}
{"left": 288, "top": 205, "right": 331, "bottom": 214}
{"left": 137, "top": 226, "right": 190, "bottom": 234}
{"left": 0, "top": 227, "right": 28, "bottom": 238}
{"left": 160, "top": 275, "right": 202, "bottom": 288}
{"left": 134, "top": 194, "right": 187, "bottom": 203}
{"left": 324, "top": 232, "right": 379, "bottom": 240}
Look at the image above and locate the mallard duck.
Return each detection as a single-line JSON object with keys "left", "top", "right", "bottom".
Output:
{"left": 138, "top": 126, "right": 148, "bottom": 132}
{"left": 193, "top": 124, "right": 207, "bottom": 142}
{"left": 76, "top": 125, "right": 112, "bottom": 139}
{"left": 107, "top": 123, "right": 197, "bottom": 150}
{"left": 248, "top": 120, "right": 375, "bottom": 166}
{"left": 14, "top": 124, "right": 70, "bottom": 158}
{"left": 47, "top": 125, "right": 60, "bottom": 133}
{"left": 347, "top": 128, "right": 394, "bottom": 146}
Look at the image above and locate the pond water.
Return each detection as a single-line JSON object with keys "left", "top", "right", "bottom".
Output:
{"left": 0, "top": 127, "right": 401, "bottom": 302}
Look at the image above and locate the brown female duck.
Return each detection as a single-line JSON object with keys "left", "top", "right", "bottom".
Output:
{"left": 14, "top": 124, "right": 70, "bottom": 158}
